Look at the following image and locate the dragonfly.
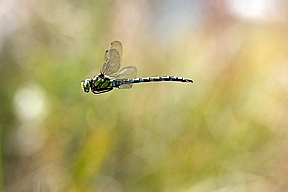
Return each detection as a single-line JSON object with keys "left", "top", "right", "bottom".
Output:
{"left": 81, "top": 41, "right": 193, "bottom": 94}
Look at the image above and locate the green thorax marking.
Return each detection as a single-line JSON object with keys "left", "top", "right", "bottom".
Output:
{"left": 93, "top": 75, "right": 113, "bottom": 90}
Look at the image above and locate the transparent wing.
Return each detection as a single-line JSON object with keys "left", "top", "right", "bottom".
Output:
{"left": 112, "top": 66, "right": 137, "bottom": 89}
{"left": 112, "top": 66, "right": 137, "bottom": 78}
{"left": 100, "top": 49, "right": 121, "bottom": 76}
{"left": 109, "top": 41, "right": 122, "bottom": 61}
{"left": 100, "top": 41, "right": 123, "bottom": 76}
{"left": 119, "top": 84, "right": 133, "bottom": 89}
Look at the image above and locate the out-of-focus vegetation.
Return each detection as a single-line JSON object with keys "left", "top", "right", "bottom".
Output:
{"left": 1, "top": 0, "right": 288, "bottom": 191}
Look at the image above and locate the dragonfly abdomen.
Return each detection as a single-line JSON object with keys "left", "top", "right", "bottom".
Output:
{"left": 129, "top": 76, "right": 193, "bottom": 84}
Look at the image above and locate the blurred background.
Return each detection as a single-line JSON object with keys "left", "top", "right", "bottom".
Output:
{"left": 1, "top": 0, "right": 288, "bottom": 191}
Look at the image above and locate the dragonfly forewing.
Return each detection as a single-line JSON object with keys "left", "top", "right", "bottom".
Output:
{"left": 100, "top": 49, "right": 121, "bottom": 76}
{"left": 109, "top": 41, "right": 122, "bottom": 60}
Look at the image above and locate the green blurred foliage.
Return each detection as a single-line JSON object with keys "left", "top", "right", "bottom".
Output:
{"left": 1, "top": 0, "right": 288, "bottom": 191}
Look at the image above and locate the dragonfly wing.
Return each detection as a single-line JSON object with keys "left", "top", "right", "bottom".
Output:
{"left": 119, "top": 83, "right": 133, "bottom": 89}
{"left": 100, "top": 41, "right": 123, "bottom": 76}
{"left": 100, "top": 49, "right": 121, "bottom": 76}
{"left": 109, "top": 41, "right": 122, "bottom": 60}
{"left": 111, "top": 66, "right": 137, "bottom": 89}
{"left": 100, "top": 41, "right": 135, "bottom": 89}
{"left": 112, "top": 66, "right": 137, "bottom": 78}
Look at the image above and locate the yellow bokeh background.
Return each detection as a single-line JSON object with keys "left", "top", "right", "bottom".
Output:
{"left": 1, "top": 1, "right": 288, "bottom": 191}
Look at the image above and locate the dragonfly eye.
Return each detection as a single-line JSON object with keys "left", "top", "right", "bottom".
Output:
{"left": 81, "top": 79, "right": 90, "bottom": 93}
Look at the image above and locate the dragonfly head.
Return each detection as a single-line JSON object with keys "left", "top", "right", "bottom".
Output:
{"left": 81, "top": 78, "right": 91, "bottom": 93}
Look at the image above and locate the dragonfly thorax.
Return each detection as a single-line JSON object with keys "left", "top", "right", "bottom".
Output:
{"left": 90, "top": 73, "right": 114, "bottom": 94}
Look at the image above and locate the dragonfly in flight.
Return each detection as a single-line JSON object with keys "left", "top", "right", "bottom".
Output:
{"left": 81, "top": 41, "right": 193, "bottom": 94}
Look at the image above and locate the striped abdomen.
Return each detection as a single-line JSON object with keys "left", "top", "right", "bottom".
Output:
{"left": 129, "top": 76, "right": 193, "bottom": 84}
{"left": 112, "top": 76, "right": 193, "bottom": 88}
